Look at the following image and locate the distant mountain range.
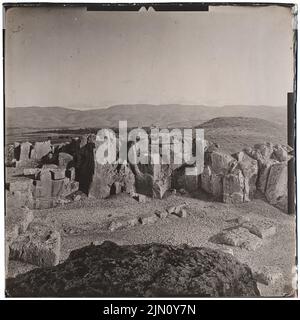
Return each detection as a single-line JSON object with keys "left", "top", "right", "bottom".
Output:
{"left": 5, "top": 104, "right": 287, "bottom": 129}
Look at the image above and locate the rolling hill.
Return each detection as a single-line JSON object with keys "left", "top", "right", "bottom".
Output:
{"left": 5, "top": 104, "right": 287, "bottom": 129}
{"left": 197, "top": 117, "right": 287, "bottom": 153}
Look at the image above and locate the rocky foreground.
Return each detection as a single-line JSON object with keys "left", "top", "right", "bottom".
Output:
{"left": 6, "top": 241, "right": 260, "bottom": 297}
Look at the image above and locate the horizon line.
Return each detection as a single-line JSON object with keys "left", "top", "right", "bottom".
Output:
{"left": 5, "top": 104, "right": 286, "bottom": 111}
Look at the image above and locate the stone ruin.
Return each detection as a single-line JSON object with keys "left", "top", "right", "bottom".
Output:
{"left": 5, "top": 135, "right": 293, "bottom": 275}
{"left": 5, "top": 136, "right": 293, "bottom": 213}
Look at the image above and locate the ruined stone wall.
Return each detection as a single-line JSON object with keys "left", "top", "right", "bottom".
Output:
{"left": 5, "top": 137, "right": 293, "bottom": 213}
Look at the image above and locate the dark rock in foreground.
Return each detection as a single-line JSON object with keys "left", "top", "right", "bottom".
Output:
{"left": 6, "top": 241, "right": 260, "bottom": 297}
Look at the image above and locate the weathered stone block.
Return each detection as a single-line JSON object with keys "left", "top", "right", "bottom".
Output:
{"left": 252, "top": 266, "right": 283, "bottom": 285}
{"left": 9, "top": 226, "right": 61, "bottom": 267}
{"left": 223, "top": 170, "right": 245, "bottom": 203}
{"left": 214, "top": 227, "right": 263, "bottom": 251}
{"left": 176, "top": 208, "right": 187, "bottom": 218}
{"left": 8, "top": 177, "right": 33, "bottom": 192}
{"left": 138, "top": 213, "right": 158, "bottom": 225}
{"left": 58, "top": 152, "right": 73, "bottom": 167}
{"left": 242, "top": 220, "right": 276, "bottom": 239}
{"left": 208, "top": 151, "right": 236, "bottom": 174}
{"left": 108, "top": 216, "right": 139, "bottom": 231}
{"left": 155, "top": 210, "right": 169, "bottom": 219}
{"left": 23, "top": 168, "right": 40, "bottom": 176}
{"left": 265, "top": 162, "right": 287, "bottom": 212}
{"left": 66, "top": 167, "right": 76, "bottom": 181}
{"left": 32, "top": 198, "right": 58, "bottom": 210}
{"left": 6, "top": 207, "right": 34, "bottom": 237}
{"left": 50, "top": 168, "right": 66, "bottom": 180}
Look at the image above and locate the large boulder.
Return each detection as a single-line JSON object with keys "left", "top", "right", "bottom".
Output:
{"left": 6, "top": 241, "right": 260, "bottom": 297}
{"left": 31, "top": 141, "right": 52, "bottom": 161}
{"left": 223, "top": 169, "right": 245, "bottom": 203}
{"left": 235, "top": 152, "right": 258, "bottom": 201}
{"left": 16, "top": 142, "right": 34, "bottom": 168}
{"left": 58, "top": 152, "right": 74, "bottom": 168}
{"left": 201, "top": 165, "right": 223, "bottom": 199}
{"left": 9, "top": 224, "right": 61, "bottom": 268}
{"left": 206, "top": 151, "right": 236, "bottom": 174}
{"left": 265, "top": 162, "right": 288, "bottom": 212}
{"left": 256, "top": 159, "right": 278, "bottom": 193}
{"left": 132, "top": 162, "right": 173, "bottom": 199}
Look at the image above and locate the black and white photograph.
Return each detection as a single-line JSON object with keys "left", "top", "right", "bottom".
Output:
{"left": 2, "top": 2, "right": 298, "bottom": 298}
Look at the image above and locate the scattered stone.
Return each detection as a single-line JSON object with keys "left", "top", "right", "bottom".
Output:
{"left": 108, "top": 216, "right": 139, "bottom": 231}
{"left": 57, "top": 198, "right": 71, "bottom": 205}
{"left": 9, "top": 225, "right": 61, "bottom": 267}
{"left": 220, "top": 248, "right": 234, "bottom": 256}
{"left": 138, "top": 213, "right": 158, "bottom": 225}
{"left": 214, "top": 227, "right": 263, "bottom": 251}
{"left": 273, "top": 145, "right": 289, "bottom": 162}
{"left": 175, "top": 208, "right": 187, "bottom": 218}
{"left": 136, "top": 194, "right": 146, "bottom": 203}
{"left": 257, "top": 159, "right": 278, "bottom": 193}
{"left": 252, "top": 266, "right": 284, "bottom": 286}
{"left": 6, "top": 241, "right": 260, "bottom": 297}
{"left": 154, "top": 210, "right": 168, "bottom": 219}
{"left": 242, "top": 220, "right": 276, "bottom": 239}
{"left": 166, "top": 206, "right": 176, "bottom": 214}
{"left": 74, "top": 194, "right": 81, "bottom": 201}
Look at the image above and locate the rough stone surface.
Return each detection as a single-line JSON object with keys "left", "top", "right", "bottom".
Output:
{"left": 242, "top": 220, "right": 276, "bottom": 239}
{"left": 155, "top": 210, "right": 169, "bottom": 219}
{"left": 252, "top": 266, "right": 284, "bottom": 286}
{"left": 50, "top": 168, "right": 66, "bottom": 180}
{"left": 213, "top": 227, "right": 263, "bottom": 251}
{"left": 208, "top": 151, "right": 236, "bottom": 174}
{"left": 257, "top": 159, "right": 278, "bottom": 193}
{"left": 236, "top": 153, "right": 258, "bottom": 200}
{"left": 108, "top": 216, "right": 139, "bottom": 232}
{"left": 6, "top": 207, "right": 34, "bottom": 239}
{"left": 223, "top": 170, "right": 245, "bottom": 204}
{"left": 31, "top": 141, "right": 52, "bottom": 161}
{"left": 9, "top": 225, "right": 61, "bottom": 267}
{"left": 138, "top": 213, "right": 158, "bottom": 225}
{"left": 6, "top": 241, "right": 260, "bottom": 297}
{"left": 201, "top": 165, "right": 223, "bottom": 199}
{"left": 58, "top": 152, "right": 73, "bottom": 168}
{"left": 265, "top": 162, "right": 288, "bottom": 212}
{"left": 23, "top": 168, "right": 40, "bottom": 176}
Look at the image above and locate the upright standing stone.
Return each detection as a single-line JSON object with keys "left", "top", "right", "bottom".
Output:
{"left": 265, "top": 162, "right": 288, "bottom": 212}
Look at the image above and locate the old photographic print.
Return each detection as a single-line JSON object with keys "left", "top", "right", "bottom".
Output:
{"left": 3, "top": 2, "right": 297, "bottom": 298}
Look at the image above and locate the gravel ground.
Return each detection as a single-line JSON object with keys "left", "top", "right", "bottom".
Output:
{"left": 7, "top": 191, "right": 297, "bottom": 297}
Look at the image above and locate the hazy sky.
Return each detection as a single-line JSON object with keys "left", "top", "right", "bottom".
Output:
{"left": 5, "top": 5, "right": 294, "bottom": 109}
